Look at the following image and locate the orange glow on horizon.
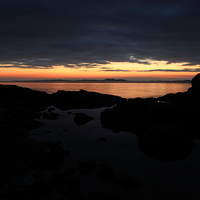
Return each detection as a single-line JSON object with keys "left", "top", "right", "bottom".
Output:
{"left": 0, "top": 62, "right": 198, "bottom": 81}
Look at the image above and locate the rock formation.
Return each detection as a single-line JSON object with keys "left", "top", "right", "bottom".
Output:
{"left": 191, "top": 73, "right": 200, "bottom": 90}
{"left": 138, "top": 123, "right": 195, "bottom": 161}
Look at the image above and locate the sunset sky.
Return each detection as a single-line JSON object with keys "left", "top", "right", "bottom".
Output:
{"left": 0, "top": 0, "right": 200, "bottom": 81}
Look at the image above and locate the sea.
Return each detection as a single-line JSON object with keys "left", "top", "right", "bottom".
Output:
{"left": 0, "top": 82, "right": 191, "bottom": 98}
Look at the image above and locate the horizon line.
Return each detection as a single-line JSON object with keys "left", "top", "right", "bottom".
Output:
{"left": 0, "top": 78, "right": 192, "bottom": 83}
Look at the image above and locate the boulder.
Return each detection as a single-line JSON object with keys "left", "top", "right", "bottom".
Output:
{"left": 52, "top": 89, "right": 124, "bottom": 110}
{"left": 0, "top": 156, "right": 30, "bottom": 178}
{"left": 101, "top": 104, "right": 155, "bottom": 134}
{"left": 0, "top": 138, "right": 46, "bottom": 163}
{"left": 32, "top": 179, "right": 52, "bottom": 195}
{"left": 138, "top": 123, "right": 196, "bottom": 161}
{"left": 191, "top": 73, "right": 200, "bottom": 90}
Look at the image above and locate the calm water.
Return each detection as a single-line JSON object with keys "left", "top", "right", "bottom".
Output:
{"left": 28, "top": 106, "right": 200, "bottom": 193}
{"left": 0, "top": 82, "right": 191, "bottom": 98}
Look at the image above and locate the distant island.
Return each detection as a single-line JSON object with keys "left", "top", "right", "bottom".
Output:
{"left": 0, "top": 78, "right": 191, "bottom": 83}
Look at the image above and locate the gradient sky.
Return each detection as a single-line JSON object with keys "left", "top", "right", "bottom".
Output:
{"left": 1, "top": 0, "right": 200, "bottom": 81}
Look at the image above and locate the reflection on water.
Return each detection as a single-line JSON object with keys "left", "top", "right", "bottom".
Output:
{"left": 29, "top": 106, "right": 200, "bottom": 193}
{"left": 0, "top": 82, "right": 191, "bottom": 98}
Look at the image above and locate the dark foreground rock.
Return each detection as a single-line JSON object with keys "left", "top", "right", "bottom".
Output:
{"left": 138, "top": 123, "right": 196, "bottom": 161}
{"left": 101, "top": 100, "right": 156, "bottom": 134}
{"left": 52, "top": 89, "right": 124, "bottom": 110}
{"left": 191, "top": 73, "right": 200, "bottom": 90}
{"left": 101, "top": 73, "right": 200, "bottom": 161}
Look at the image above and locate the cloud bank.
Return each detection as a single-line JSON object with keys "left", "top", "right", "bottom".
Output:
{"left": 0, "top": 0, "right": 200, "bottom": 69}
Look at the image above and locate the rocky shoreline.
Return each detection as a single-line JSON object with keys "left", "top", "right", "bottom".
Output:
{"left": 1, "top": 74, "right": 200, "bottom": 199}
{"left": 101, "top": 74, "right": 200, "bottom": 161}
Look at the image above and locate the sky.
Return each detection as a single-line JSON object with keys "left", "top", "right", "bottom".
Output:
{"left": 0, "top": 0, "right": 200, "bottom": 81}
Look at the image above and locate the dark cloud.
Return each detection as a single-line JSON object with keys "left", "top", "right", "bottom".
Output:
{"left": 138, "top": 68, "right": 200, "bottom": 72}
{"left": 0, "top": 0, "right": 200, "bottom": 69}
{"left": 100, "top": 67, "right": 132, "bottom": 72}
{"left": 101, "top": 69, "right": 132, "bottom": 72}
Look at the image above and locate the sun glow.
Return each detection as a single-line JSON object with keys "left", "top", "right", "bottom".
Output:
{"left": 0, "top": 60, "right": 198, "bottom": 81}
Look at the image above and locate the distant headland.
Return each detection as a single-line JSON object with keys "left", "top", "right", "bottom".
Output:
{"left": 0, "top": 78, "right": 191, "bottom": 83}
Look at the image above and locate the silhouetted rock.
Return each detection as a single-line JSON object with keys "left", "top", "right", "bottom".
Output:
{"left": 0, "top": 138, "right": 46, "bottom": 171}
{"left": 73, "top": 113, "right": 94, "bottom": 125}
{"left": 52, "top": 89, "right": 124, "bottom": 110}
{"left": 0, "top": 156, "right": 30, "bottom": 178}
{"left": 101, "top": 103, "right": 156, "bottom": 134}
{"left": 0, "top": 85, "right": 51, "bottom": 126}
{"left": 31, "top": 141, "right": 68, "bottom": 171}
{"left": 103, "top": 193, "right": 121, "bottom": 200}
{"left": 0, "top": 102, "right": 45, "bottom": 133}
{"left": 191, "top": 73, "right": 200, "bottom": 90}
{"left": 138, "top": 123, "right": 196, "bottom": 161}
{"left": 0, "top": 187, "right": 35, "bottom": 199}
{"left": 0, "top": 85, "right": 124, "bottom": 140}
{"left": 0, "top": 84, "right": 50, "bottom": 105}
{"left": 32, "top": 179, "right": 52, "bottom": 195}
